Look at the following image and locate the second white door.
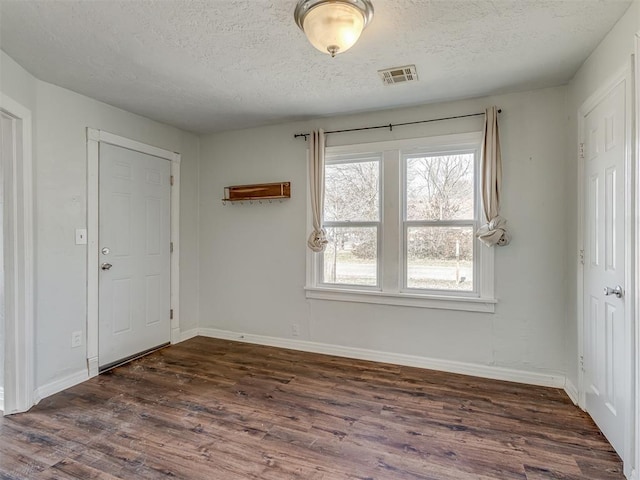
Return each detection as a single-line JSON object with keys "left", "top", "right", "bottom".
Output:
{"left": 582, "top": 77, "right": 628, "bottom": 459}
{"left": 98, "top": 143, "right": 171, "bottom": 369}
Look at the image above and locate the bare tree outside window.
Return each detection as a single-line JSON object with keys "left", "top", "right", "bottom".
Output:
{"left": 322, "top": 159, "right": 380, "bottom": 286}
{"left": 405, "top": 153, "right": 475, "bottom": 291}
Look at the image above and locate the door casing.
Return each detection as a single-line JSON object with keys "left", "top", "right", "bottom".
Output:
{"left": 0, "top": 94, "right": 34, "bottom": 415}
{"left": 86, "top": 129, "right": 180, "bottom": 377}
{"left": 634, "top": 36, "right": 640, "bottom": 480}
{"left": 577, "top": 62, "right": 635, "bottom": 477}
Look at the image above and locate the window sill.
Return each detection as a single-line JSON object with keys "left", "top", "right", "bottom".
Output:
{"left": 304, "top": 287, "right": 496, "bottom": 313}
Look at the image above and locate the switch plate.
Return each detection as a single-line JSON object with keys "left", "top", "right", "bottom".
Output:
{"left": 71, "top": 331, "right": 82, "bottom": 348}
{"left": 75, "top": 228, "right": 87, "bottom": 245}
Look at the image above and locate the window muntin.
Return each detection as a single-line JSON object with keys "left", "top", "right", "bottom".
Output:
{"left": 403, "top": 150, "right": 478, "bottom": 294}
{"left": 321, "top": 155, "right": 381, "bottom": 287}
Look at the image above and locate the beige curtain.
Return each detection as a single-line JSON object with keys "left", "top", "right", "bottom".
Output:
{"left": 307, "top": 129, "right": 328, "bottom": 252}
{"left": 476, "top": 106, "right": 511, "bottom": 247}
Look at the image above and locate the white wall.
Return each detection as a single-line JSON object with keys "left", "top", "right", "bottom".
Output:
{"left": 199, "top": 86, "right": 569, "bottom": 378}
{"left": 0, "top": 50, "right": 200, "bottom": 390}
{"left": 564, "top": 0, "right": 640, "bottom": 391}
{"left": 0, "top": 52, "right": 37, "bottom": 115}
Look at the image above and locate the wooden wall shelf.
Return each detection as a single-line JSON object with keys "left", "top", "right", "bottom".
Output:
{"left": 222, "top": 182, "right": 291, "bottom": 204}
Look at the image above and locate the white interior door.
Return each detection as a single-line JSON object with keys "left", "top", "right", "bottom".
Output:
{"left": 582, "top": 79, "right": 628, "bottom": 458}
{"left": 98, "top": 143, "right": 171, "bottom": 369}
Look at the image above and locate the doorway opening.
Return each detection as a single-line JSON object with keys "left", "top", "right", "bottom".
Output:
{"left": 0, "top": 111, "right": 8, "bottom": 413}
{"left": 0, "top": 94, "right": 34, "bottom": 415}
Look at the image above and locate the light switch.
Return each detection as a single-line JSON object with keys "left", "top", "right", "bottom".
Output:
{"left": 75, "top": 228, "right": 87, "bottom": 245}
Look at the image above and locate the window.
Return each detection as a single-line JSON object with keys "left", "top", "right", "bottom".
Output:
{"left": 323, "top": 155, "right": 381, "bottom": 287}
{"left": 404, "top": 151, "right": 475, "bottom": 292}
{"left": 306, "top": 133, "right": 495, "bottom": 313}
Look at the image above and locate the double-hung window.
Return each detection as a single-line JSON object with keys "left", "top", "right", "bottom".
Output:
{"left": 322, "top": 154, "right": 381, "bottom": 287}
{"left": 404, "top": 148, "right": 476, "bottom": 293}
{"left": 306, "top": 132, "right": 495, "bottom": 312}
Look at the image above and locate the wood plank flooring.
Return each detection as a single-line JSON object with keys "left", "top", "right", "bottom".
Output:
{"left": 0, "top": 336, "right": 624, "bottom": 479}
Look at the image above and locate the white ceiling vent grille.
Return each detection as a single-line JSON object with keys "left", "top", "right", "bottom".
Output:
{"left": 378, "top": 65, "right": 418, "bottom": 86}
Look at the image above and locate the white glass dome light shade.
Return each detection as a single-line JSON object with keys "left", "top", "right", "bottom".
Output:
{"left": 302, "top": 2, "right": 366, "bottom": 57}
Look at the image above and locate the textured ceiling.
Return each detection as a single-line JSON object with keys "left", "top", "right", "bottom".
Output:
{"left": 0, "top": 0, "right": 632, "bottom": 133}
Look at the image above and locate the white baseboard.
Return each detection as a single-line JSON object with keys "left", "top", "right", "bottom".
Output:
{"left": 176, "top": 328, "right": 199, "bottom": 343}
{"left": 564, "top": 377, "right": 579, "bottom": 405}
{"left": 33, "top": 369, "right": 89, "bottom": 404}
{"left": 0, "top": 387, "right": 4, "bottom": 413}
{"left": 197, "top": 328, "right": 566, "bottom": 389}
{"left": 24, "top": 329, "right": 571, "bottom": 410}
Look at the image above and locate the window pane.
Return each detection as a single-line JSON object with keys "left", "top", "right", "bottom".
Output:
{"left": 324, "top": 160, "right": 379, "bottom": 222}
{"left": 406, "top": 226, "right": 473, "bottom": 291}
{"left": 406, "top": 153, "right": 474, "bottom": 221}
{"left": 323, "top": 227, "right": 377, "bottom": 286}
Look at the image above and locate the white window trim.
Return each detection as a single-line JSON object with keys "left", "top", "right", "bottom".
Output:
{"left": 306, "top": 132, "right": 495, "bottom": 313}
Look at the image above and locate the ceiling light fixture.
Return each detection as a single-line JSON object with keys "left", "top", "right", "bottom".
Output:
{"left": 294, "top": 0, "right": 374, "bottom": 57}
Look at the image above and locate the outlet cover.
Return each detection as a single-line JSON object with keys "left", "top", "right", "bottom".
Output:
{"left": 71, "top": 331, "right": 82, "bottom": 348}
{"left": 291, "top": 324, "right": 300, "bottom": 337}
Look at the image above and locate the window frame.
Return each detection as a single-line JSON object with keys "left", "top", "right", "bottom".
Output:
{"left": 401, "top": 145, "right": 480, "bottom": 297}
{"left": 319, "top": 153, "right": 383, "bottom": 289}
{"left": 305, "top": 132, "right": 496, "bottom": 313}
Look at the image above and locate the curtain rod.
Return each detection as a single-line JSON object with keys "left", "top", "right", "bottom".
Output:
{"left": 293, "top": 109, "right": 501, "bottom": 140}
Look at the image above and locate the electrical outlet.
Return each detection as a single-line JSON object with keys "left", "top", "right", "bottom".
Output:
{"left": 71, "top": 331, "right": 82, "bottom": 348}
{"left": 291, "top": 324, "right": 300, "bottom": 337}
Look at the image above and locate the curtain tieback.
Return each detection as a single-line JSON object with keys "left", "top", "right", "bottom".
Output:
{"left": 308, "top": 228, "right": 328, "bottom": 252}
{"left": 477, "top": 215, "right": 511, "bottom": 247}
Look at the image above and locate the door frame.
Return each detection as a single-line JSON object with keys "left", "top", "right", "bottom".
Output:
{"left": 86, "top": 129, "right": 181, "bottom": 377}
{"left": 576, "top": 61, "right": 635, "bottom": 475}
{"left": 634, "top": 35, "right": 640, "bottom": 480}
{"left": 0, "top": 93, "right": 35, "bottom": 415}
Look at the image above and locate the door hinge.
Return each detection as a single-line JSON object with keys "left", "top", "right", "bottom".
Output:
{"left": 579, "top": 249, "right": 585, "bottom": 265}
{"left": 170, "top": 309, "right": 174, "bottom": 320}
{"left": 170, "top": 175, "right": 174, "bottom": 186}
{"left": 580, "top": 355, "right": 585, "bottom": 372}
{"left": 170, "top": 242, "right": 174, "bottom": 253}
{"left": 579, "top": 143, "right": 585, "bottom": 159}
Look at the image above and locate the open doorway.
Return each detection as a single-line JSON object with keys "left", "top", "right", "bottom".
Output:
{"left": 0, "top": 112, "right": 7, "bottom": 412}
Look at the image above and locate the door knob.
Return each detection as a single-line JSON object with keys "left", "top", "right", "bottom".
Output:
{"left": 603, "top": 285, "right": 623, "bottom": 298}
{"left": 101, "top": 263, "right": 113, "bottom": 271}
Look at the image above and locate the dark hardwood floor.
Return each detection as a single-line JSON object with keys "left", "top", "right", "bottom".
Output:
{"left": 0, "top": 336, "right": 624, "bottom": 479}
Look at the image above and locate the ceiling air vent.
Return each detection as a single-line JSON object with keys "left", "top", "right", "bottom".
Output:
{"left": 378, "top": 65, "right": 418, "bottom": 86}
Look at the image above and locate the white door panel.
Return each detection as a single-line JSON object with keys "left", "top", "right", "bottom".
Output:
{"left": 583, "top": 80, "right": 626, "bottom": 456}
{"left": 99, "top": 143, "right": 171, "bottom": 368}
